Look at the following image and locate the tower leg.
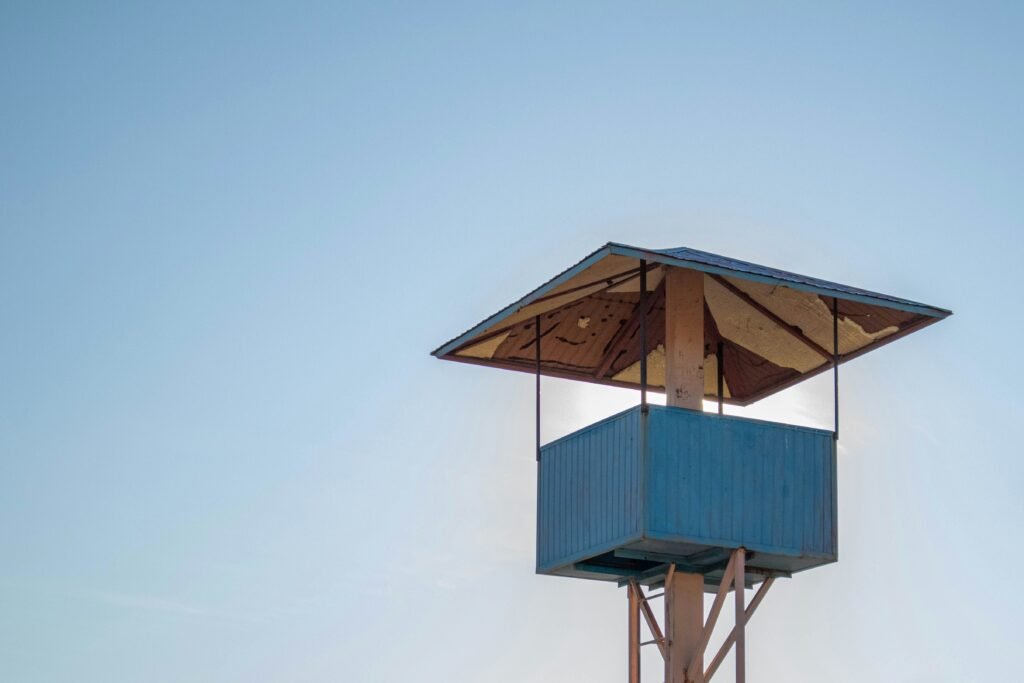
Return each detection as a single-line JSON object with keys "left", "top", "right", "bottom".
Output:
{"left": 734, "top": 549, "right": 746, "bottom": 683}
{"left": 665, "top": 570, "right": 705, "bottom": 683}
{"left": 628, "top": 583, "right": 641, "bottom": 683}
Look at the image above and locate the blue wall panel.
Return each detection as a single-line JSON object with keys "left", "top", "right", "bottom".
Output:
{"left": 645, "top": 408, "right": 835, "bottom": 559}
{"left": 536, "top": 405, "right": 837, "bottom": 579}
{"left": 536, "top": 408, "right": 643, "bottom": 572}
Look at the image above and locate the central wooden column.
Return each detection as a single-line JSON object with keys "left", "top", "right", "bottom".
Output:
{"left": 665, "top": 267, "right": 705, "bottom": 410}
{"left": 663, "top": 267, "right": 706, "bottom": 683}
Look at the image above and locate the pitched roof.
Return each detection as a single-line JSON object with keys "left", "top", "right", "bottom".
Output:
{"left": 433, "top": 243, "right": 950, "bottom": 405}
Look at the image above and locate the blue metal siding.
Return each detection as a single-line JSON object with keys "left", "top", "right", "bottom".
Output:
{"left": 536, "top": 405, "right": 838, "bottom": 578}
{"left": 645, "top": 407, "right": 835, "bottom": 558}
{"left": 536, "top": 408, "right": 643, "bottom": 572}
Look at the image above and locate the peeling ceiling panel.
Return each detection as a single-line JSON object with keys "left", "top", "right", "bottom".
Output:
{"left": 435, "top": 243, "right": 950, "bottom": 405}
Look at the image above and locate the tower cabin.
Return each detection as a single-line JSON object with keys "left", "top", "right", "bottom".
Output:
{"left": 433, "top": 242, "right": 950, "bottom": 683}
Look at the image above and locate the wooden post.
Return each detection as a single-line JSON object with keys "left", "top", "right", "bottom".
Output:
{"left": 628, "top": 583, "right": 641, "bottom": 683}
{"left": 663, "top": 267, "right": 707, "bottom": 683}
{"left": 734, "top": 548, "right": 746, "bottom": 683}
{"left": 665, "top": 569, "right": 704, "bottom": 683}
{"left": 704, "top": 575, "right": 773, "bottom": 683}
{"left": 665, "top": 267, "right": 705, "bottom": 410}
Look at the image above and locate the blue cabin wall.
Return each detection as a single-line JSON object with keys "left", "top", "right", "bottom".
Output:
{"left": 644, "top": 408, "right": 836, "bottom": 565}
{"left": 536, "top": 408, "right": 644, "bottom": 573}
{"left": 536, "top": 405, "right": 837, "bottom": 583}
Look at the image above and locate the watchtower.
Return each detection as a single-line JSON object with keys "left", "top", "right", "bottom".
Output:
{"left": 433, "top": 242, "right": 950, "bottom": 683}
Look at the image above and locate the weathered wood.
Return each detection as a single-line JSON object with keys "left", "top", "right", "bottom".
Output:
{"left": 665, "top": 268, "right": 705, "bottom": 409}
{"left": 704, "top": 576, "right": 774, "bottom": 683}
{"left": 531, "top": 266, "right": 643, "bottom": 305}
{"left": 690, "top": 550, "right": 738, "bottom": 676}
{"left": 637, "top": 587, "right": 668, "bottom": 660}
{"left": 665, "top": 571, "right": 704, "bottom": 683}
{"left": 734, "top": 548, "right": 746, "bottom": 683}
{"left": 629, "top": 582, "right": 641, "bottom": 683}
{"left": 709, "top": 274, "right": 833, "bottom": 361}
{"left": 594, "top": 280, "right": 665, "bottom": 379}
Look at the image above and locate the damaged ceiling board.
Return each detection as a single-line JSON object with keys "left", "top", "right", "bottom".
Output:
{"left": 724, "top": 276, "right": 903, "bottom": 357}
{"left": 436, "top": 243, "right": 951, "bottom": 405}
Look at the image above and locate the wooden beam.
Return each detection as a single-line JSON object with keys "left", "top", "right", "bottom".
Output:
{"left": 662, "top": 272, "right": 712, "bottom": 683}
{"left": 665, "top": 268, "right": 705, "bottom": 409}
{"left": 710, "top": 274, "right": 833, "bottom": 361}
{"left": 689, "top": 551, "right": 738, "bottom": 676}
{"left": 629, "top": 582, "right": 641, "bottom": 683}
{"left": 594, "top": 280, "right": 665, "bottom": 379}
{"left": 632, "top": 581, "right": 667, "bottom": 660}
{"left": 531, "top": 266, "right": 643, "bottom": 305}
{"left": 704, "top": 577, "right": 774, "bottom": 683}
{"left": 734, "top": 548, "right": 746, "bottom": 683}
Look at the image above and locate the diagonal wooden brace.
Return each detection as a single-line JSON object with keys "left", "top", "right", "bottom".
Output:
{"left": 704, "top": 575, "right": 774, "bottom": 683}
{"left": 629, "top": 579, "right": 668, "bottom": 660}
{"left": 686, "top": 550, "right": 738, "bottom": 678}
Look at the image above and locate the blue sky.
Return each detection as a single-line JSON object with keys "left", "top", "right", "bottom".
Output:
{"left": 1, "top": 2, "right": 1021, "bottom": 681}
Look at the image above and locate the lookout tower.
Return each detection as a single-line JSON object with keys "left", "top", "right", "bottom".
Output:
{"left": 432, "top": 242, "right": 950, "bottom": 683}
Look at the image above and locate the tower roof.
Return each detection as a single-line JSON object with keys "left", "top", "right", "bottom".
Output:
{"left": 432, "top": 243, "right": 951, "bottom": 405}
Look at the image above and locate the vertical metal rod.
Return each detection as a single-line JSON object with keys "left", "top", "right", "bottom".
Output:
{"left": 716, "top": 341, "right": 724, "bottom": 415}
{"left": 832, "top": 297, "right": 839, "bottom": 442}
{"left": 639, "top": 260, "right": 648, "bottom": 412}
{"left": 535, "top": 314, "right": 541, "bottom": 461}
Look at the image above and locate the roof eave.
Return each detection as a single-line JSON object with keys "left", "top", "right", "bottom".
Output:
{"left": 606, "top": 243, "right": 952, "bottom": 320}
{"left": 431, "top": 243, "right": 616, "bottom": 359}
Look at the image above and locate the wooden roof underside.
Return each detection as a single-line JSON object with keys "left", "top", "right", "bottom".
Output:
{"left": 434, "top": 246, "right": 950, "bottom": 405}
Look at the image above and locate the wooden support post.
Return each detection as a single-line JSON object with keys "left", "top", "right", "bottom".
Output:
{"left": 665, "top": 569, "right": 704, "bottom": 683}
{"left": 734, "top": 548, "right": 746, "bottom": 683}
{"left": 705, "top": 577, "right": 773, "bottom": 683}
{"left": 662, "top": 267, "right": 707, "bottom": 683}
{"left": 629, "top": 582, "right": 641, "bottom": 683}
{"left": 665, "top": 267, "right": 705, "bottom": 410}
{"left": 690, "top": 550, "right": 738, "bottom": 675}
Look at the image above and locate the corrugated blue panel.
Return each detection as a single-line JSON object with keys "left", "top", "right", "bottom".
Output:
{"left": 536, "top": 408, "right": 643, "bottom": 572}
{"left": 646, "top": 407, "right": 836, "bottom": 558}
{"left": 536, "top": 405, "right": 838, "bottom": 580}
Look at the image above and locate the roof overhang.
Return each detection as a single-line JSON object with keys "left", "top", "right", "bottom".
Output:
{"left": 433, "top": 243, "right": 951, "bottom": 405}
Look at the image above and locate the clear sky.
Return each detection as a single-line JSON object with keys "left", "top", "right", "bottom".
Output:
{"left": 1, "top": 2, "right": 1021, "bottom": 682}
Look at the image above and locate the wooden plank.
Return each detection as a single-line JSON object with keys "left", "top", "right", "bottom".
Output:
{"left": 710, "top": 273, "right": 833, "bottom": 361}
{"left": 594, "top": 280, "right": 665, "bottom": 379}
{"left": 665, "top": 267, "right": 705, "bottom": 409}
{"left": 704, "top": 577, "right": 774, "bottom": 683}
